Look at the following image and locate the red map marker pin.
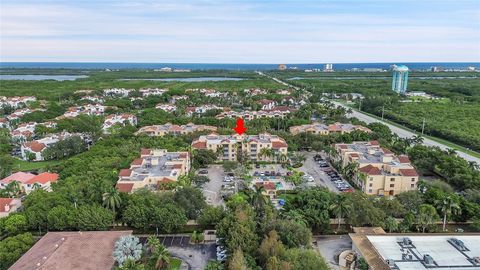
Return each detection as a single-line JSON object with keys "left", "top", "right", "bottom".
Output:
{"left": 233, "top": 118, "right": 247, "bottom": 135}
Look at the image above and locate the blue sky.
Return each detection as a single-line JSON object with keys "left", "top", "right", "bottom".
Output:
{"left": 1, "top": 0, "right": 479, "bottom": 63}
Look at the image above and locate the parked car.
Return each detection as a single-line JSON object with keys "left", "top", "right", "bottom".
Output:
{"left": 264, "top": 171, "right": 271, "bottom": 176}
{"left": 253, "top": 171, "right": 260, "bottom": 176}
{"left": 198, "top": 169, "right": 208, "bottom": 175}
{"left": 255, "top": 163, "right": 261, "bottom": 168}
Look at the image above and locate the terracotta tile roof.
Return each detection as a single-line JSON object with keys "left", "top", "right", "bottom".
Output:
{"left": 119, "top": 169, "right": 132, "bottom": 177}
{"left": 116, "top": 183, "right": 134, "bottom": 193}
{"left": 173, "top": 164, "right": 183, "bottom": 169}
{"left": 192, "top": 141, "right": 207, "bottom": 149}
{"left": 398, "top": 155, "right": 411, "bottom": 163}
{"left": 140, "top": 148, "right": 152, "bottom": 155}
{"left": 256, "top": 182, "right": 276, "bottom": 190}
{"left": 349, "top": 153, "right": 360, "bottom": 158}
{"left": 259, "top": 99, "right": 274, "bottom": 105}
{"left": 381, "top": 147, "right": 393, "bottom": 154}
{"left": 370, "top": 140, "right": 379, "bottom": 146}
{"left": 26, "top": 172, "right": 59, "bottom": 184}
{"left": 24, "top": 141, "right": 46, "bottom": 152}
{"left": 158, "top": 177, "right": 175, "bottom": 183}
{"left": 272, "top": 141, "right": 288, "bottom": 149}
{"left": 1, "top": 172, "right": 36, "bottom": 184}
{"left": 399, "top": 168, "right": 418, "bottom": 177}
{"left": 9, "top": 231, "right": 132, "bottom": 270}
{"left": 359, "top": 165, "right": 382, "bottom": 175}
{"left": 179, "top": 153, "right": 188, "bottom": 158}
{"left": 337, "top": 144, "right": 348, "bottom": 149}
{"left": 0, "top": 198, "right": 14, "bottom": 212}
{"left": 131, "top": 158, "right": 144, "bottom": 166}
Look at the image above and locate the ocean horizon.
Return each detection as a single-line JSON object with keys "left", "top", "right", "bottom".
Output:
{"left": 1, "top": 62, "right": 479, "bottom": 71}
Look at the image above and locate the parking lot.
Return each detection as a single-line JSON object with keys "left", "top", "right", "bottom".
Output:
{"left": 298, "top": 152, "right": 353, "bottom": 193}
{"left": 201, "top": 165, "right": 228, "bottom": 206}
{"left": 315, "top": 235, "right": 352, "bottom": 269}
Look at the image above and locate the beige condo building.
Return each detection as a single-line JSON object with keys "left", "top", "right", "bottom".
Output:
{"left": 135, "top": 123, "right": 217, "bottom": 136}
{"left": 115, "top": 148, "right": 190, "bottom": 193}
{"left": 192, "top": 133, "right": 288, "bottom": 162}
{"left": 334, "top": 141, "right": 418, "bottom": 196}
{"left": 290, "top": 122, "right": 371, "bottom": 135}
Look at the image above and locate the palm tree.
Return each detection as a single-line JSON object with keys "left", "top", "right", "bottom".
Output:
{"left": 102, "top": 187, "right": 122, "bottom": 213}
{"left": 435, "top": 196, "right": 461, "bottom": 231}
{"left": 259, "top": 148, "right": 274, "bottom": 162}
{"left": 153, "top": 245, "right": 171, "bottom": 269}
{"left": 248, "top": 185, "right": 269, "bottom": 210}
{"left": 411, "top": 135, "right": 424, "bottom": 145}
{"left": 329, "top": 195, "right": 353, "bottom": 230}
{"left": 5, "top": 180, "right": 21, "bottom": 198}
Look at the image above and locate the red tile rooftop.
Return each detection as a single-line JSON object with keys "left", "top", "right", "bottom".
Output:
{"left": 359, "top": 164, "right": 382, "bottom": 175}
{"left": 118, "top": 169, "right": 132, "bottom": 177}
{"left": 272, "top": 141, "right": 288, "bottom": 149}
{"left": 116, "top": 183, "right": 134, "bottom": 193}
{"left": 370, "top": 140, "right": 380, "bottom": 146}
{"left": 192, "top": 141, "right": 207, "bottom": 149}
{"left": 398, "top": 155, "right": 411, "bottom": 163}
{"left": 24, "top": 141, "right": 46, "bottom": 152}
{"left": 0, "top": 198, "right": 14, "bottom": 212}
{"left": 26, "top": 172, "right": 59, "bottom": 184}
{"left": 256, "top": 181, "right": 276, "bottom": 190}
{"left": 1, "top": 172, "right": 36, "bottom": 184}
{"left": 131, "top": 158, "right": 144, "bottom": 166}
{"left": 140, "top": 148, "right": 152, "bottom": 155}
{"left": 399, "top": 168, "right": 419, "bottom": 177}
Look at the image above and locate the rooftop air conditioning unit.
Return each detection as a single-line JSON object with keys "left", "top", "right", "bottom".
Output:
{"left": 450, "top": 238, "right": 468, "bottom": 251}
{"left": 386, "top": 259, "right": 396, "bottom": 268}
{"left": 424, "top": 254, "right": 434, "bottom": 265}
{"left": 403, "top": 237, "right": 412, "bottom": 246}
{"left": 473, "top": 257, "right": 480, "bottom": 265}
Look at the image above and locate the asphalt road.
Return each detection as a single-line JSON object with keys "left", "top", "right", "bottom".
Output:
{"left": 298, "top": 152, "right": 340, "bottom": 193}
{"left": 332, "top": 100, "right": 480, "bottom": 164}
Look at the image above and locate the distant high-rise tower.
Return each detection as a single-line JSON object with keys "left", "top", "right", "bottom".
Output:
{"left": 392, "top": 65, "right": 409, "bottom": 94}
{"left": 324, "top": 63, "right": 333, "bottom": 72}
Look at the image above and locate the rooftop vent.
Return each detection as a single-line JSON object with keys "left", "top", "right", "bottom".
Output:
{"left": 472, "top": 257, "right": 480, "bottom": 265}
{"left": 386, "top": 259, "right": 396, "bottom": 268}
{"left": 402, "top": 237, "right": 412, "bottom": 246}
{"left": 423, "top": 254, "right": 435, "bottom": 265}
{"left": 448, "top": 238, "right": 468, "bottom": 251}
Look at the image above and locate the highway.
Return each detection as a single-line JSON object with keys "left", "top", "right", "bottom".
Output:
{"left": 261, "top": 72, "right": 480, "bottom": 164}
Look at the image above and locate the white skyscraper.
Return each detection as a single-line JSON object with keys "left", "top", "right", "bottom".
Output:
{"left": 392, "top": 65, "right": 409, "bottom": 94}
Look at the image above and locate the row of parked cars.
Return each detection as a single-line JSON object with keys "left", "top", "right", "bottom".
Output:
{"left": 253, "top": 171, "right": 283, "bottom": 177}
{"left": 314, "top": 154, "right": 354, "bottom": 192}
{"left": 216, "top": 239, "right": 226, "bottom": 262}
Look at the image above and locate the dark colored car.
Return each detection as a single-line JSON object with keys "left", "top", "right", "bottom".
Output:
{"left": 255, "top": 164, "right": 260, "bottom": 168}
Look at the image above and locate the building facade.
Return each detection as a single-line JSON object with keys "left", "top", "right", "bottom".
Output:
{"left": 135, "top": 123, "right": 217, "bottom": 136}
{"left": 192, "top": 133, "right": 288, "bottom": 162}
{"left": 290, "top": 122, "right": 371, "bottom": 135}
{"left": 392, "top": 65, "right": 409, "bottom": 94}
{"left": 334, "top": 141, "right": 418, "bottom": 196}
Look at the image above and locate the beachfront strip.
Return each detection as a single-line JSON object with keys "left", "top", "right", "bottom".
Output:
{"left": 135, "top": 123, "right": 217, "bottom": 136}
{"left": 334, "top": 141, "right": 419, "bottom": 196}
{"left": 191, "top": 133, "right": 288, "bottom": 162}
{"left": 290, "top": 122, "right": 372, "bottom": 135}
{"left": 115, "top": 149, "right": 190, "bottom": 193}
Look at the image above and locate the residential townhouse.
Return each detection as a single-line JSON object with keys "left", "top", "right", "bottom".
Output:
{"left": 135, "top": 123, "right": 217, "bottom": 136}
{"left": 10, "top": 122, "right": 37, "bottom": 142}
{"left": 0, "top": 198, "right": 21, "bottom": 218}
{"left": 185, "top": 105, "right": 223, "bottom": 116}
{"left": 290, "top": 122, "right": 371, "bottom": 135}
{"left": 115, "top": 149, "right": 190, "bottom": 193}
{"left": 334, "top": 141, "right": 419, "bottom": 196}
{"left": 155, "top": 104, "right": 177, "bottom": 113}
{"left": 0, "top": 96, "right": 36, "bottom": 108}
{"left": 192, "top": 133, "right": 288, "bottom": 162}
{"left": 0, "top": 118, "right": 10, "bottom": 129}
{"left": 103, "top": 88, "right": 133, "bottom": 97}
{"left": 0, "top": 172, "right": 58, "bottom": 195}
{"left": 21, "top": 132, "right": 75, "bottom": 161}
{"left": 216, "top": 106, "right": 296, "bottom": 120}
{"left": 81, "top": 95, "right": 104, "bottom": 103}
{"left": 103, "top": 113, "right": 137, "bottom": 133}
{"left": 139, "top": 88, "right": 167, "bottom": 97}
{"left": 58, "top": 104, "right": 105, "bottom": 119}
{"left": 244, "top": 88, "right": 268, "bottom": 96}
{"left": 7, "top": 108, "right": 45, "bottom": 121}
{"left": 276, "top": 89, "right": 292, "bottom": 95}
{"left": 258, "top": 99, "right": 277, "bottom": 110}
{"left": 185, "top": 88, "right": 224, "bottom": 97}
{"left": 169, "top": 95, "right": 189, "bottom": 103}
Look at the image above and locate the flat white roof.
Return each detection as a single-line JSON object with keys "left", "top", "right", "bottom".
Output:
{"left": 367, "top": 235, "right": 480, "bottom": 270}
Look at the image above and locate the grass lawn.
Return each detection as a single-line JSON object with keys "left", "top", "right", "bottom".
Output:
{"left": 12, "top": 158, "right": 60, "bottom": 172}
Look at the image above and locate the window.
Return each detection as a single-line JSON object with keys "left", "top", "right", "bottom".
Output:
{"left": 411, "top": 178, "right": 416, "bottom": 182}
{"left": 368, "top": 189, "right": 373, "bottom": 193}
{"left": 369, "top": 183, "right": 373, "bottom": 187}
{"left": 411, "top": 184, "right": 415, "bottom": 188}
{"left": 390, "top": 184, "right": 395, "bottom": 188}
{"left": 369, "top": 177, "right": 373, "bottom": 181}
{"left": 390, "top": 178, "right": 395, "bottom": 181}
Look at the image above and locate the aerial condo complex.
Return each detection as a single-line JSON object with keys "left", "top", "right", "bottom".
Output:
{"left": 0, "top": 0, "right": 479, "bottom": 270}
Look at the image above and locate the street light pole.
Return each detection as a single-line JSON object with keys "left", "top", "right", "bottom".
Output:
{"left": 381, "top": 106, "right": 385, "bottom": 120}
{"left": 421, "top": 118, "right": 426, "bottom": 135}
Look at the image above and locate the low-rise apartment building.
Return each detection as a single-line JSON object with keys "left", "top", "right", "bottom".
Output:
{"left": 115, "top": 149, "right": 190, "bottom": 193}
{"left": 0, "top": 172, "right": 58, "bottom": 194}
{"left": 334, "top": 141, "right": 418, "bottom": 196}
{"left": 139, "top": 88, "right": 167, "bottom": 96}
{"left": 244, "top": 88, "right": 267, "bottom": 96}
{"left": 290, "top": 122, "right": 371, "bottom": 135}
{"left": 0, "top": 96, "right": 36, "bottom": 109}
{"left": 21, "top": 132, "right": 76, "bottom": 161}
{"left": 185, "top": 105, "right": 223, "bottom": 116}
{"left": 155, "top": 104, "right": 177, "bottom": 113}
{"left": 10, "top": 122, "right": 37, "bottom": 142}
{"left": 103, "top": 88, "right": 133, "bottom": 97}
{"left": 192, "top": 133, "right": 288, "bottom": 162}
{"left": 216, "top": 106, "right": 295, "bottom": 120}
{"left": 0, "top": 198, "right": 21, "bottom": 218}
{"left": 103, "top": 113, "right": 137, "bottom": 133}
{"left": 135, "top": 123, "right": 217, "bottom": 136}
